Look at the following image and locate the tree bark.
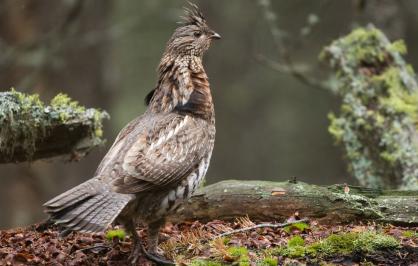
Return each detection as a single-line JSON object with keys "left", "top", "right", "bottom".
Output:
{"left": 0, "top": 121, "right": 103, "bottom": 163}
{"left": 172, "top": 180, "right": 418, "bottom": 226}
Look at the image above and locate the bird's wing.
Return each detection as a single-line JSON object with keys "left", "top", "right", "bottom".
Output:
{"left": 111, "top": 113, "right": 213, "bottom": 194}
{"left": 94, "top": 115, "right": 145, "bottom": 176}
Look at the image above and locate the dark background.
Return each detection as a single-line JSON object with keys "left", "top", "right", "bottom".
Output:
{"left": 1, "top": 0, "right": 417, "bottom": 228}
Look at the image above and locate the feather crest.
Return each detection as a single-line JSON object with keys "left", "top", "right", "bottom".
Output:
{"left": 180, "top": 2, "right": 206, "bottom": 27}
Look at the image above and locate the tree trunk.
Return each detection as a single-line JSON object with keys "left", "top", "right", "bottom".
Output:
{"left": 172, "top": 180, "right": 418, "bottom": 226}
{"left": 322, "top": 25, "right": 418, "bottom": 190}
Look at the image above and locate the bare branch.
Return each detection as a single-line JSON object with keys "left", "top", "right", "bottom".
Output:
{"left": 213, "top": 218, "right": 309, "bottom": 239}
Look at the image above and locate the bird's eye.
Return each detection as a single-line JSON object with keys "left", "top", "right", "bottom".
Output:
{"left": 193, "top": 31, "right": 202, "bottom": 38}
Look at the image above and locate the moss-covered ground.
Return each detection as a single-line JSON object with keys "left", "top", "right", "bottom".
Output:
{"left": 0, "top": 218, "right": 416, "bottom": 265}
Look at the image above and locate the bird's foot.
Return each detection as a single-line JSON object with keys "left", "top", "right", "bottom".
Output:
{"left": 128, "top": 243, "right": 143, "bottom": 265}
{"left": 142, "top": 250, "right": 175, "bottom": 266}
{"left": 141, "top": 246, "right": 174, "bottom": 266}
{"left": 129, "top": 242, "right": 174, "bottom": 265}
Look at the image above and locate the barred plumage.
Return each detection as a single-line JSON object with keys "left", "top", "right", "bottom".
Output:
{"left": 43, "top": 3, "right": 219, "bottom": 265}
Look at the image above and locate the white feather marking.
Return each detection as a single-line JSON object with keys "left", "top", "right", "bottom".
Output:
{"left": 158, "top": 196, "right": 169, "bottom": 215}
{"left": 168, "top": 190, "right": 176, "bottom": 202}
{"left": 165, "top": 153, "right": 173, "bottom": 161}
{"left": 147, "top": 116, "right": 189, "bottom": 153}
{"left": 198, "top": 159, "right": 207, "bottom": 178}
{"left": 187, "top": 173, "right": 197, "bottom": 196}
{"left": 155, "top": 134, "right": 164, "bottom": 147}
{"left": 166, "top": 128, "right": 174, "bottom": 140}
{"left": 176, "top": 185, "right": 185, "bottom": 198}
{"left": 177, "top": 145, "right": 184, "bottom": 160}
{"left": 172, "top": 145, "right": 178, "bottom": 156}
{"left": 122, "top": 137, "right": 146, "bottom": 175}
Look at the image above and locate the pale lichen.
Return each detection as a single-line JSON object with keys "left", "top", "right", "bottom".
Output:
{"left": 322, "top": 26, "right": 418, "bottom": 189}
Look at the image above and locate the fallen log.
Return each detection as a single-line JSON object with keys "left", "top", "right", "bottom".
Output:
{"left": 172, "top": 180, "right": 418, "bottom": 226}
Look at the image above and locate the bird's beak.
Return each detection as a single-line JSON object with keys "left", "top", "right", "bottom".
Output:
{"left": 211, "top": 32, "right": 221, "bottom": 40}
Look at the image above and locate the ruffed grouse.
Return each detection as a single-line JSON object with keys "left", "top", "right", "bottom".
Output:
{"left": 43, "top": 4, "right": 220, "bottom": 265}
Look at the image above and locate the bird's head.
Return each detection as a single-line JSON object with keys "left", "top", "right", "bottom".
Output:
{"left": 165, "top": 3, "right": 221, "bottom": 57}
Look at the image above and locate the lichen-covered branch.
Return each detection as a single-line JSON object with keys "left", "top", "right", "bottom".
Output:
{"left": 171, "top": 180, "right": 418, "bottom": 226}
{"left": 0, "top": 89, "right": 109, "bottom": 163}
{"left": 321, "top": 25, "right": 418, "bottom": 189}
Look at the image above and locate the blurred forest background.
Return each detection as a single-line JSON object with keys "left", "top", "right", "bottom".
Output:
{"left": 1, "top": 0, "right": 418, "bottom": 228}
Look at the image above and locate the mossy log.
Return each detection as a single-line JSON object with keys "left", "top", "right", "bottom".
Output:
{"left": 171, "top": 180, "right": 418, "bottom": 226}
{"left": 322, "top": 25, "right": 418, "bottom": 190}
{"left": 0, "top": 90, "right": 108, "bottom": 163}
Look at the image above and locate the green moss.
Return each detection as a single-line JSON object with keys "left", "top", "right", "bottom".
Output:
{"left": 321, "top": 27, "right": 387, "bottom": 67}
{"left": 283, "top": 222, "right": 310, "bottom": 235}
{"left": 341, "top": 104, "right": 353, "bottom": 114}
{"left": 275, "top": 245, "right": 307, "bottom": 258}
{"left": 13, "top": 88, "right": 44, "bottom": 112}
{"left": 228, "top": 246, "right": 248, "bottom": 257}
{"left": 274, "top": 231, "right": 399, "bottom": 259}
{"left": 328, "top": 113, "right": 344, "bottom": 142}
{"left": 379, "top": 151, "right": 397, "bottom": 165}
{"left": 343, "top": 28, "right": 386, "bottom": 64}
{"left": 50, "top": 93, "right": 84, "bottom": 111}
{"left": 105, "top": 229, "right": 126, "bottom": 241}
{"left": 288, "top": 236, "right": 305, "bottom": 247}
{"left": 382, "top": 88, "right": 418, "bottom": 116}
{"left": 374, "top": 67, "right": 418, "bottom": 118}
{"left": 357, "top": 262, "right": 374, "bottom": 266}
{"left": 388, "top": 40, "right": 407, "bottom": 55}
{"left": 50, "top": 93, "right": 86, "bottom": 122}
{"left": 406, "top": 64, "right": 415, "bottom": 76}
{"left": 92, "top": 110, "right": 104, "bottom": 138}
{"left": 189, "top": 259, "right": 224, "bottom": 266}
{"left": 355, "top": 232, "right": 400, "bottom": 252}
{"left": 261, "top": 256, "right": 278, "bottom": 266}
{"left": 402, "top": 230, "right": 417, "bottom": 238}
{"left": 375, "top": 113, "right": 385, "bottom": 126}
{"left": 222, "top": 237, "right": 230, "bottom": 245}
{"left": 272, "top": 235, "right": 307, "bottom": 258}
{"left": 309, "top": 231, "right": 399, "bottom": 257}
{"left": 228, "top": 246, "right": 250, "bottom": 266}
{"left": 308, "top": 233, "right": 358, "bottom": 256}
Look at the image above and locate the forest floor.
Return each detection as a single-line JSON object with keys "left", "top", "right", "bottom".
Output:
{"left": 0, "top": 217, "right": 417, "bottom": 266}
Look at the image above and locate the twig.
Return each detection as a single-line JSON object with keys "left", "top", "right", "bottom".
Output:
{"left": 212, "top": 218, "right": 309, "bottom": 239}
{"left": 79, "top": 243, "right": 111, "bottom": 253}
{"left": 256, "top": 0, "right": 331, "bottom": 92}
{"left": 256, "top": 54, "right": 330, "bottom": 91}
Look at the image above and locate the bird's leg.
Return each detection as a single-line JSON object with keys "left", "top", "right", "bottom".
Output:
{"left": 147, "top": 218, "right": 165, "bottom": 254}
{"left": 124, "top": 219, "right": 144, "bottom": 265}
{"left": 143, "top": 218, "right": 175, "bottom": 265}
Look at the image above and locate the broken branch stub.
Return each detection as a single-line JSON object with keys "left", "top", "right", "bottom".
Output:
{"left": 0, "top": 89, "right": 109, "bottom": 163}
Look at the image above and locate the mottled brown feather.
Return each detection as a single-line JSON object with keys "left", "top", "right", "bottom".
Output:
{"left": 104, "top": 113, "right": 214, "bottom": 194}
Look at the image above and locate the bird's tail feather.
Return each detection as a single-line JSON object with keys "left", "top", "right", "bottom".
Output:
{"left": 44, "top": 178, "right": 132, "bottom": 234}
